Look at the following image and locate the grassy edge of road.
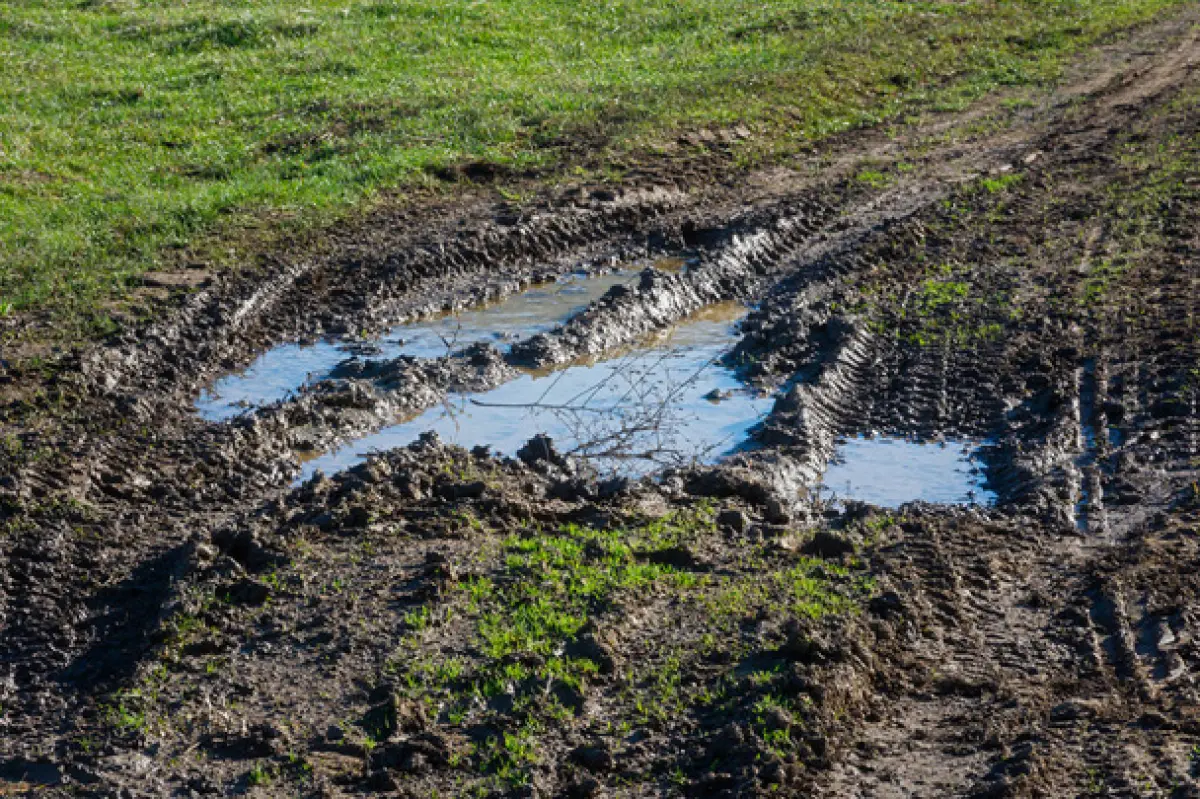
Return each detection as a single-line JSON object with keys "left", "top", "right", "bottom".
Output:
{"left": 0, "top": 0, "right": 1191, "bottom": 346}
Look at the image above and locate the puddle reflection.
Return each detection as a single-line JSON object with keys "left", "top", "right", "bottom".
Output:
{"left": 196, "top": 270, "right": 637, "bottom": 421}
{"left": 298, "top": 313, "right": 770, "bottom": 482}
{"left": 819, "top": 435, "right": 995, "bottom": 508}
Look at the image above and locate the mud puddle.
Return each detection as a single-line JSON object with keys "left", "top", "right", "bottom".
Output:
{"left": 197, "top": 270, "right": 637, "bottom": 420}
{"left": 818, "top": 435, "right": 995, "bottom": 508}
{"left": 300, "top": 304, "right": 770, "bottom": 481}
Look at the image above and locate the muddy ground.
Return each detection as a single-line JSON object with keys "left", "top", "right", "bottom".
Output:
{"left": 1, "top": 9, "right": 1199, "bottom": 798}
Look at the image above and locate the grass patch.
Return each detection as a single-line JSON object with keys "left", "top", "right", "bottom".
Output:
{"left": 0, "top": 0, "right": 1189, "bottom": 335}
{"left": 854, "top": 168, "right": 892, "bottom": 189}
{"left": 1079, "top": 86, "right": 1200, "bottom": 307}
{"left": 855, "top": 252, "right": 1012, "bottom": 349}
{"left": 246, "top": 762, "right": 274, "bottom": 788}
{"left": 899, "top": 272, "right": 1008, "bottom": 348}
{"left": 980, "top": 172, "right": 1023, "bottom": 193}
{"left": 382, "top": 505, "right": 871, "bottom": 787}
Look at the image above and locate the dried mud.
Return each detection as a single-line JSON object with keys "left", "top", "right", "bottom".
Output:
{"left": 1, "top": 10, "right": 1199, "bottom": 798}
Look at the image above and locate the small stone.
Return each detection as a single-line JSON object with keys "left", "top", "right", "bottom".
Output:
{"left": 366, "top": 768, "right": 399, "bottom": 791}
{"left": 345, "top": 505, "right": 373, "bottom": 527}
{"left": 222, "top": 578, "right": 270, "bottom": 606}
{"left": 423, "top": 551, "right": 456, "bottom": 580}
{"left": 463, "top": 342, "right": 500, "bottom": 367}
{"left": 567, "top": 776, "right": 602, "bottom": 798}
{"left": 643, "top": 546, "right": 708, "bottom": 572}
{"left": 707, "top": 723, "right": 745, "bottom": 758}
{"left": 597, "top": 476, "right": 630, "bottom": 499}
{"left": 398, "top": 750, "right": 429, "bottom": 774}
{"left": 806, "top": 734, "right": 828, "bottom": 757}
{"left": 1049, "top": 698, "right": 1102, "bottom": 722}
{"left": 764, "top": 706, "right": 793, "bottom": 733}
{"left": 1140, "top": 710, "right": 1171, "bottom": 729}
{"left": 867, "top": 591, "right": 906, "bottom": 618}
{"left": 436, "top": 480, "right": 486, "bottom": 501}
{"left": 566, "top": 629, "right": 619, "bottom": 674}
{"left": 517, "top": 434, "right": 567, "bottom": 468}
{"left": 779, "top": 618, "right": 830, "bottom": 664}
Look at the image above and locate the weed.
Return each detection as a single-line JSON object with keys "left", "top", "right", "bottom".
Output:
{"left": 855, "top": 169, "right": 891, "bottom": 189}
{"left": 450, "top": 508, "right": 484, "bottom": 533}
{"left": 980, "top": 173, "right": 1023, "bottom": 193}
{"left": 914, "top": 278, "right": 969, "bottom": 313}
{"left": 477, "top": 726, "right": 540, "bottom": 785}
{"left": 247, "top": 761, "right": 273, "bottom": 787}
{"left": 102, "top": 691, "right": 150, "bottom": 734}
{"left": 403, "top": 605, "right": 433, "bottom": 633}
{"left": 262, "top": 569, "right": 284, "bottom": 593}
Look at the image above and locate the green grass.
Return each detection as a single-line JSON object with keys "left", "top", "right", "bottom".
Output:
{"left": 899, "top": 272, "right": 1008, "bottom": 348}
{"left": 381, "top": 510, "right": 720, "bottom": 786}
{"left": 377, "top": 505, "right": 873, "bottom": 787}
{"left": 0, "top": 0, "right": 1188, "bottom": 333}
{"left": 1080, "top": 84, "right": 1200, "bottom": 307}
{"left": 246, "top": 762, "right": 274, "bottom": 788}
{"left": 980, "top": 172, "right": 1023, "bottom": 193}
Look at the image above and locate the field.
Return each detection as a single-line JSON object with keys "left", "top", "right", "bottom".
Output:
{"left": 2, "top": 1, "right": 1200, "bottom": 797}
{"left": 0, "top": 0, "right": 1189, "bottom": 336}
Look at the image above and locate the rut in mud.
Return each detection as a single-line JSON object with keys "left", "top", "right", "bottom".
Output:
{"left": 1, "top": 9, "right": 1199, "bottom": 797}
{"left": 295, "top": 301, "right": 772, "bottom": 482}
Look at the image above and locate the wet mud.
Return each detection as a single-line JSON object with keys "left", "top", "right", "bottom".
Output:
{"left": 1, "top": 10, "right": 1199, "bottom": 797}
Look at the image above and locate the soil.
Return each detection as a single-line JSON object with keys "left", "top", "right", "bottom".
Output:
{"left": 1, "top": 8, "right": 1199, "bottom": 797}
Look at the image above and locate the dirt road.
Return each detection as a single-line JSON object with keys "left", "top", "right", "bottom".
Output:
{"left": 1, "top": 8, "right": 1198, "bottom": 797}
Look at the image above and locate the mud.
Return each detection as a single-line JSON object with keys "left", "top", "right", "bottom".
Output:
{"left": 1, "top": 9, "right": 1199, "bottom": 798}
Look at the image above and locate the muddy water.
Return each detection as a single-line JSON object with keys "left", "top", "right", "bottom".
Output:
{"left": 299, "top": 304, "right": 770, "bottom": 481}
{"left": 196, "top": 270, "right": 636, "bottom": 420}
{"left": 819, "top": 435, "right": 996, "bottom": 508}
